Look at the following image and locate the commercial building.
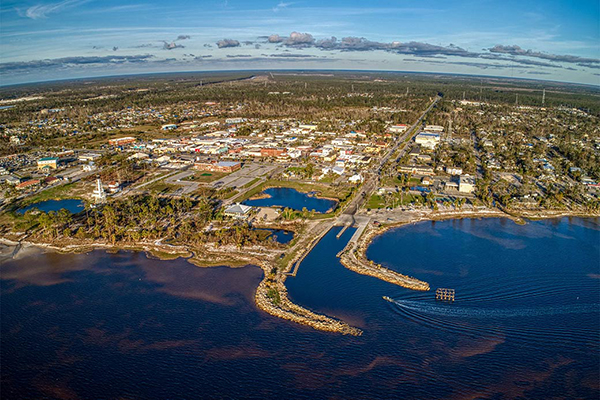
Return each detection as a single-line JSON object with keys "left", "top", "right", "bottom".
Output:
{"left": 415, "top": 133, "right": 441, "bottom": 149}
{"left": 261, "top": 148, "right": 286, "bottom": 158}
{"left": 194, "top": 161, "right": 241, "bottom": 173}
{"left": 224, "top": 203, "right": 253, "bottom": 219}
{"left": 388, "top": 124, "right": 408, "bottom": 133}
{"left": 37, "top": 157, "right": 59, "bottom": 170}
{"left": 109, "top": 137, "right": 136, "bottom": 146}
{"left": 16, "top": 179, "right": 40, "bottom": 190}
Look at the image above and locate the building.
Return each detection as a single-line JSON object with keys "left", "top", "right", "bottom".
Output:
{"left": 446, "top": 166, "right": 463, "bottom": 175}
{"left": 161, "top": 124, "right": 178, "bottom": 130}
{"left": 108, "top": 137, "right": 136, "bottom": 146}
{"left": 37, "top": 157, "right": 59, "bottom": 170}
{"left": 79, "top": 153, "right": 101, "bottom": 162}
{"left": 16, "top": 179, "right": 40, "bottom": 190}
{"left": 106, "top": 181, "right": 121, "bottom": 193}
{"left": 261, "top": 148, "right": 286, "bottom": 158}
{"left": 388, "top": 124, "right": 408, "bottom": 133}
{"left": 224, "top": 203, "right": 253, "bottom": 219}
{"left": 195, "top": 161, "right": 241, "bottom": 173}
{"left": 398, "top": 165, "right": 434, "bottom": 176}
{"left": 424, "top": 125, "right": 444, "bottom": 133}
{"left": 415, "top": 133, "right": 440, "bottom": 149}
{"left": 459, "top": 175, "right": 476, "bottom": 193}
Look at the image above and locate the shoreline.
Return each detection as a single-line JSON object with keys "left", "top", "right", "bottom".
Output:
{"left": 1, "top": 209, "right": 597, "bottom": 336}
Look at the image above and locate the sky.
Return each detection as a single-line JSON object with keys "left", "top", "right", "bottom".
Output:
{"left": 1, "top": 0, "right": 599, "bottom": 86}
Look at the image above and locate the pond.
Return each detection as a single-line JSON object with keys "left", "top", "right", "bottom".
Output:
{"left": 243, "top": 187, "right": 337, "bottom": 213}
{"left": 17, "top": 199, "right": 85, "bottom": 215}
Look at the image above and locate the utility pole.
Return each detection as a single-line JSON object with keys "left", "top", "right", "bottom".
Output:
{"left": 463, "top": 91, "right": 465, "bottom": 101}
{"left": 515, "top": 93, "right": 519, "bottom": 106}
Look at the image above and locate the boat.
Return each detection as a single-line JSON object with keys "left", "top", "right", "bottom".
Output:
{"left": 383, "top": 296, "right": 394, "bottom": 302}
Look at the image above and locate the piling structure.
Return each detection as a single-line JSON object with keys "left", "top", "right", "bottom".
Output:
{"left": 435, "top": 288, "right": 455, "bottom": 301}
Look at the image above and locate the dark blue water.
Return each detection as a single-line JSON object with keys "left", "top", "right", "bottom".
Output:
{"left": 1, "top": 217, "right": 599, "bottom": 399}
{"left": 265, "top": 229, "right": 295, "bottom": 244}
{"left": 243, "top": 187, "right": 337, "bottom": 213}
{"left": 17, "top": 199, "right": 84, "bottom": 214}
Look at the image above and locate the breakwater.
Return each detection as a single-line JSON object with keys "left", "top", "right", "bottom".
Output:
{"left": 255, "top": 271, "right": 362, "bottom": 336}
{"left": 338, "top": 224, "right": 430, "bottom": 291}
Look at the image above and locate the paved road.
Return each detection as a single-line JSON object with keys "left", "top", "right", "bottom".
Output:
{"left": 342, "top": 95, "right": 441, "bottom": 217}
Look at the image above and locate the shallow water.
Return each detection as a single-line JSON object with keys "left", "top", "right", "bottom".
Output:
{"left": 243, "top": 187, "right": 337, "bottom": 213}
{"left": 17, "top": 199, "right": 84, "bottom": 214}
{"left": 1, "top": 217, "right": 598, "bottom": 399}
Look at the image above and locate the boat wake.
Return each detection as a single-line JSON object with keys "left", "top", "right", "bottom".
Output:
{"left": 389, "top": 299, "right": 600, "bottom": 319}
{"left": 385, "top": 297, "right": 600, "bottom": 353}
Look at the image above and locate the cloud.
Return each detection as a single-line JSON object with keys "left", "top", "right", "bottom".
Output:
{"left": 577, "top": 62, "right": 600, "bottom": 70}
{"left": 267, "top": 34, "right": 284, "bottom": 43}
{"left": 226, "top": 54, "right": 252, "bottom": 58}
{"left": 163, "top": 41, "right": 184, "bottom": 50}
{"left": 112, "top": 46, "right": 118, "bottom": 52}
{"left": 285, "top": 31, "right": 315, "bottom": 47}
{"left": 0, "top": 55, "right": 154, "bottom": 73}
{"left": 479, "top": 53, "right": 564, "bottom": 69}
{"left": 22, "top": 0, "right": 86, "bottom": 19}
{"left": 273, "top": 1, "right": 293, "bottom": 12}
{"left": 216, "top": 39, "right": 240, "bottom": 48}
{"left": 268, "top": 53, "right": 317, "bottom": 58}
{"left": 489, "top": 45, "right": 600, "bottom": 65}
{"left": 176, "top": 35, "right": 191, "bottom": 41}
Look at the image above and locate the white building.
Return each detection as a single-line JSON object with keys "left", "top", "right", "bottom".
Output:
{"left": 459, "top": 175, "right": 475, "bottom": 193}
{"left": 446, "top": 166, "right": 463, "bottom": 175}
{"left": 388, "top": 124, "right": 408, "bottom": 133}
{"left": 224, "top": 203, "right": 253, "bottom": 219}
{"left": 415, "top": 133, "right": 440, "bottom": 149}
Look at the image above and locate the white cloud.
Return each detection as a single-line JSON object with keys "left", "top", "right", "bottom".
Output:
{"left": 273, "top": 2, "right": 294, "bottom": 12}
{"left": 23, "top": 0, "right": 88, "bottom": 20}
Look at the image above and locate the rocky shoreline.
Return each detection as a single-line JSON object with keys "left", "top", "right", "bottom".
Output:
{"left": 1, "top": 208, "right": 597, "bottom": 337}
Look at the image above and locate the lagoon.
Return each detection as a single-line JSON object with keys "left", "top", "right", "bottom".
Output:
{"left": 17, "top": 199, "right": 84, "bottom": 214}
{"left": 243, "top": 187, "right": 337, "bottom": 213}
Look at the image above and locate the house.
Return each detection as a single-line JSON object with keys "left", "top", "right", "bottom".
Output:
{"left": 224, "top": 203, "right": 253, "bottom": 219}
{"left": 37, "top": 157, "right": 59, "bottom": 170}
{"left": 446, "top": 166, "right": 463, "bottom": 175}
{"left": 348, "top": 174, "right": 363, "bottom": 183}
{"left": 161, "top": 124, "right": 178, "bottom": 130}
{"left": 421, "top": 176, "right": 433, "bottom": 186}
{"left": 106, "top": 181, "right": 121, "bottom": 193}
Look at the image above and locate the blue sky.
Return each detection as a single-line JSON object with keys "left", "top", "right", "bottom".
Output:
{"left": 1, "top": 0, "right": 599, "bottom": 85}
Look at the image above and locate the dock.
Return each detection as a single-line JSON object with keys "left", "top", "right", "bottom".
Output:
{"left": 435, "top": 288, "right": 455, "bottom": 301}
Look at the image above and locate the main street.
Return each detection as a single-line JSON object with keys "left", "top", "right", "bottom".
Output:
{"left": 342, "top": 95, "right": 441, "bottom": 217}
